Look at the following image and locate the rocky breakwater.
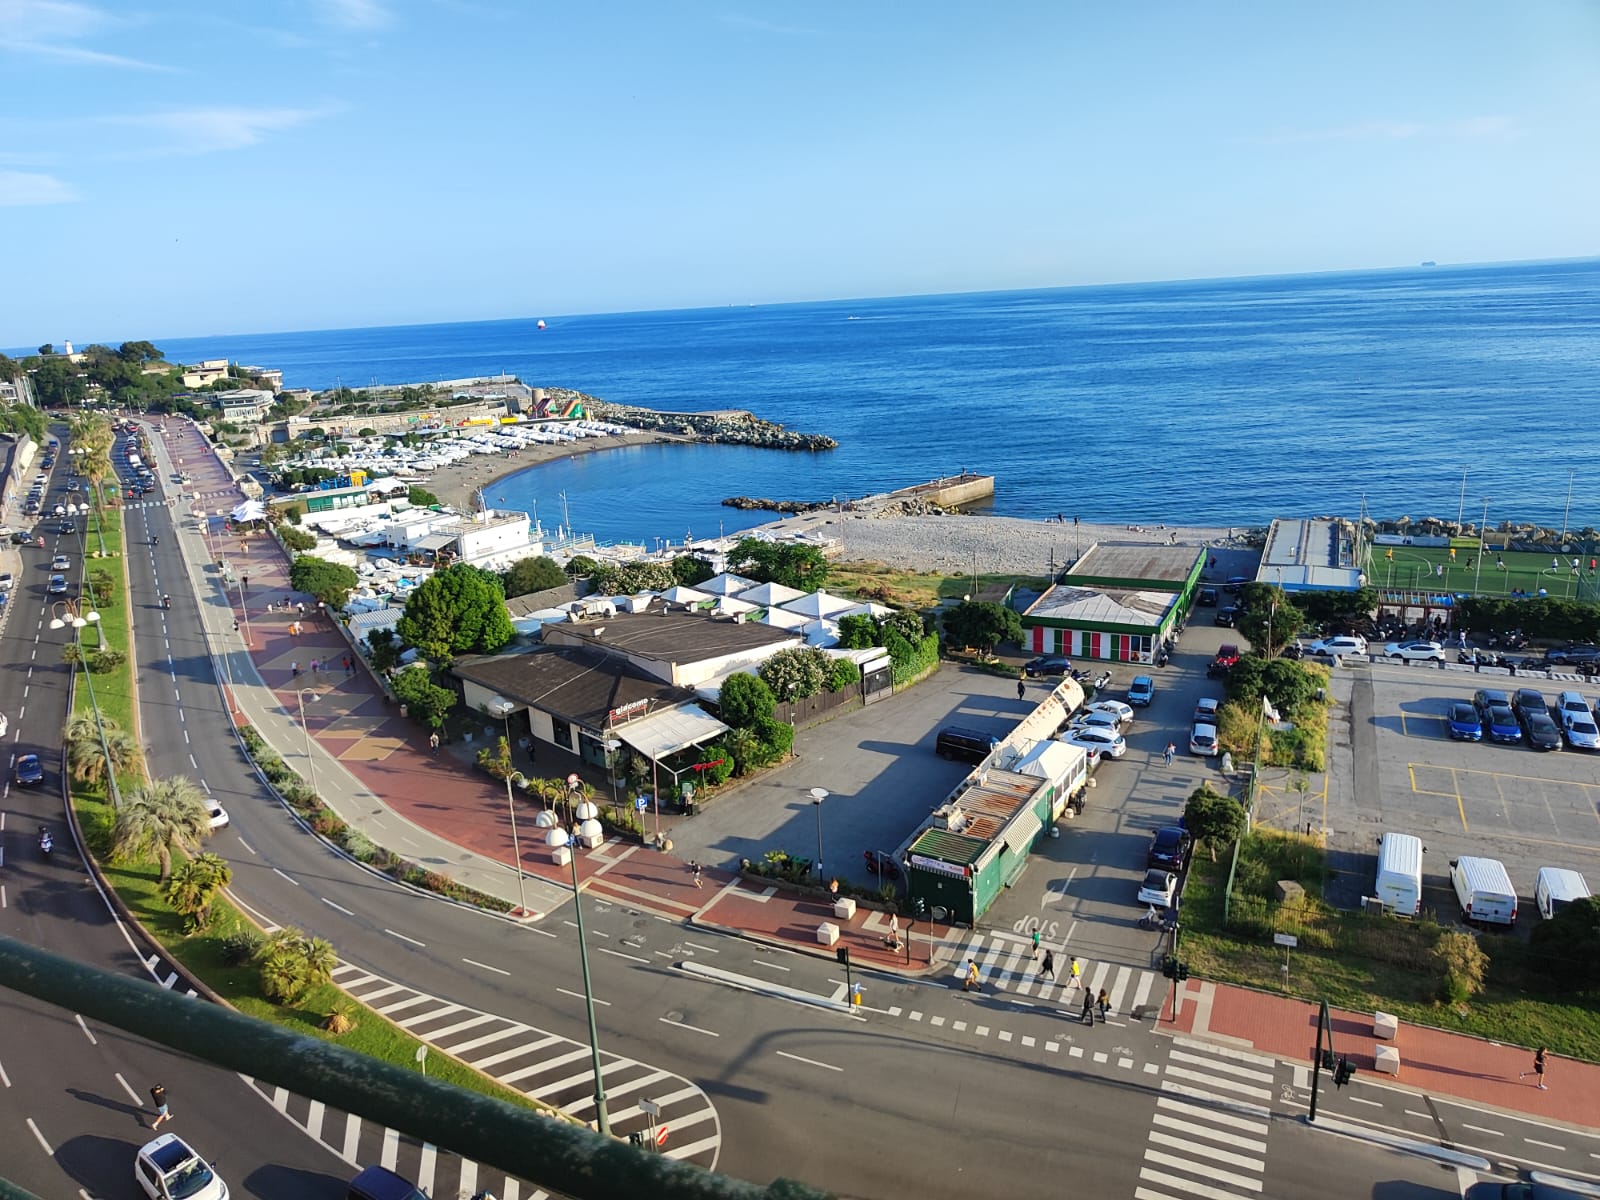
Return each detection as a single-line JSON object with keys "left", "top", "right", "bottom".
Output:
{"left": 722, "top": 496, "right": 833, "bottom": 513}
{"left": 586, "top": 399, "right": 837, "bottom": 451}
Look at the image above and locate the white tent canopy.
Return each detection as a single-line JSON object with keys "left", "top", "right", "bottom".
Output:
{"left": 230, "top": 499, "right": 268, "bottom": 522}
{"left": 615, "top": 703, "right": 730, "bottom": 761}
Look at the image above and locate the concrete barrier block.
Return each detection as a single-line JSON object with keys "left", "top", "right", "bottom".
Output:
{"left": 833, "top": 898, "right": 857, "bottom": 920}
{"left": 1375, "top": 1045, "right": 1401, "bottom": 1075}
{"left": 551, "top": 845, "right": 573, "bottom": 868}
{"left": 1374, "top": 1010, "right": 1398, "bottom": 1040}
{"left": 816, "top": 922, "right": 840, "bottom": 946}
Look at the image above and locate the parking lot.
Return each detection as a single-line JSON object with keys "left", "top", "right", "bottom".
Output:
{"left": 1328, "top": 661, "right": 1600, "bottom": 918}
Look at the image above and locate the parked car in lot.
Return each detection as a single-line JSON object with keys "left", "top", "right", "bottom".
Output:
{"left": 1137, "top": 869, "right": 1178, "bottom": 908}
{"left": 1024, "top": 655, "right": 1072, "bottom": 678}
{"left": 1083, "top": 699, "right": 1134, "bottom": 728}
{"left": 1556, "top": 690, "right": 1592, "bottom": 721}
{"left": 1189, "top": 722, "right": 1219, "bottom": 757}
{"left": 1147, "top": 827, "right": 1193, "bottom": 871}
{"left": 1447, "top": 702, "right": 1483, "bottom": 741}
{"left": 1062, "top": 727, "right": 1127, "bottom": 759}
{"left": 1127, "top": 675, "right": 1155, "bottom": 706}
{"left": 1562, "top": 711, "right": 1600, "bottom": 750}
{"left": 1207, "top": 644, "right": 1241, "bottom": 676}
{"left": 1385, "top": 640, "right": 1445, "bottom": 661}
{"left": 1474, "top": 689, "right": 1522, "bottom": 744}
{"left": 1512, "top": 687, "right": 1550, "bottom": 723}
{"left": 1068, "top": 709, "right": 1123, "bottom": 736}
{"left": 0, "top": 573, "right": 11, "bottom": 591}
{"left": 1213, "top": 605, "right": 1239, "bottom": 628}
{"left": 1194, "top": 697, "right": 1221, "bottom": 724}
{"left": 1223, "top": 576, "right": 1250, "bottom": 594}
{"left": 1196, "top": 586, "right": 1218, "bottom": 606}
{"left": 1523, "top": 710, "right": 1563, "bottom": 751}
{"left": 1307, "top": 634, "right": 1368, "bottom": 660}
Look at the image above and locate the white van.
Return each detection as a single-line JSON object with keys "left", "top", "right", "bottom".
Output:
{"left": 1450, "top": 856, "right": 1517, "bottom": 925}
{"left": 1535, "top": 867, "right": 1591, "bottom": 920}
{"left": 1375, "top": 832, "right": 1423, "bottom": 917}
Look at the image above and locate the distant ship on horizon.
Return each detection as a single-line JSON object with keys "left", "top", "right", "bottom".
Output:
{"left": 1420, "top": 261, "right": 1437, "bottom": 267}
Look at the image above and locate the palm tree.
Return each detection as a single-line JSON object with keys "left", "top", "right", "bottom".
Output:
{"left": 113, "top": 777, "right": 211, "bottom": 883}
{"left": 257, "top": 927, "right": 338, "bottom": 1004}
{"left": 165, "top": 853, "right": 232, "bottom": 926}
{"left": 63, "top": 712, "right": 138, "bottom": 787}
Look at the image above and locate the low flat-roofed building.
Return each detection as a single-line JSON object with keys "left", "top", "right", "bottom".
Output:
{"left": 212, "top": 389, "right": 277, "bottom": 423}
{"left": 542, "top": 608, "right": 799, "bottom": 688}
{"left": 1020, "top": 540, "right": 1204, "bottom": 663}
{"left": 1256, "top": 517, "right": 1366, "bottom": 592}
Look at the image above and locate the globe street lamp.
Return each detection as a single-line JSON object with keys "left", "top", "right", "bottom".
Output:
{"left": 504, "top": 769, "right": 532, "bottom": 916}
{"left": 543, "top": 802, "right": 610, "bottom": 1135}
{"left": 51, "top": 599, "right": 120, "bottom": 808}
{"left": 810, "top": 787, "right": 829, "bottom": 879}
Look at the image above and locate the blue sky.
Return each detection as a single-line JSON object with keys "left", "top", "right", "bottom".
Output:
{"left": 3, "top": 1, "right": 1597, "bottom": 345}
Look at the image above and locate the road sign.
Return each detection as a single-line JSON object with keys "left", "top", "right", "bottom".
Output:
{"left": 655, "top": 1125, "right": 669, "bottom": 1147}
{"left": 635, "top": 796, "right": 648, "bottom": 812}
{"left": 1273, "top": 933, "right": 1298, "bottom": 947}
{"left": 638, "top": 1098, "right": 660, "bottom": 1117}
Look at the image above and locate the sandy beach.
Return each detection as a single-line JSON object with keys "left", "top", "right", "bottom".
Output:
{"left": 420, "top": 430, "right": 686, "bottom": 513}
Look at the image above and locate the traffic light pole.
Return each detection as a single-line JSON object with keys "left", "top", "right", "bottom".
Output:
{"left": 1307, "top": 1000, "right": 1355, "bottom": 1121}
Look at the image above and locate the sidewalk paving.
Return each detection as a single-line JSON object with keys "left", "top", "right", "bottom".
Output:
{"left": 147, "top": 417, "right": 1600, "bottom": 1136}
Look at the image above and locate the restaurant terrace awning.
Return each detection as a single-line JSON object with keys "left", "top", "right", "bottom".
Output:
{"left": 615, "top": 704, "right": 730, "bottom": 762}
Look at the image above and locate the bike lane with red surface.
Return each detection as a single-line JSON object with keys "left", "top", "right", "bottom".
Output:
{"left": 1166, "top": 977, "right": 1600, "bottom": 1128}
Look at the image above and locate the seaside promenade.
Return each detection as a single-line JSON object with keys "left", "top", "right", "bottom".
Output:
{"left": 140, "top": 414, "right": 1600, "bottom": 1156}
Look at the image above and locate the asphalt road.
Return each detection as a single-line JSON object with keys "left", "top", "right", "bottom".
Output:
{"left": 0, "top": 435, "right": 351, "bottom": 1199}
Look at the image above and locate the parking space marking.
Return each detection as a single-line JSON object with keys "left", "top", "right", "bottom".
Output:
{"left": 1409, "top": 762, "right": 1600, "bottom": 847}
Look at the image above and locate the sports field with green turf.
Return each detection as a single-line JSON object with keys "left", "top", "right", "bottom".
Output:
{"left": 1363, "top": 541, "right": 1600, "bottom": 603}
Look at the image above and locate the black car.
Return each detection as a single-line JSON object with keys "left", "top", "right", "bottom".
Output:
{"left": 1196, "top": 587, "right": 1218, "bottom": 607}
{"left": 1512, "top": 688, "right": 1549, "bottom": 723}
{"left": 1214, "top": 605, "right": 1238, "bottom": 628}
{"left": 1223, "top": 575, "right": 1250, "bottom": 594}
{"left": 1024, "top": 655, "right": 1072, "bottom": 678}
{"left": 14, "top": 753, "right": 44, "bottom": 786}
{"left": 1523, "top": 711, "right": 1563, "bottom": 751}
{"left": 1147, "top": 827, "right": 1193, "bottom": 871}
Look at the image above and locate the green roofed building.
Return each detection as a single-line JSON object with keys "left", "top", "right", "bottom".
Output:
{"left": 1021, "top": 540, "right": 1204, "bottom": 664}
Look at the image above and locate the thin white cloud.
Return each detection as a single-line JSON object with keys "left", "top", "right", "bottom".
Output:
{"left": 100, "top": 106, "right": 332, "bottom": 155}
{"left": 718, "top": 12, "right": 817, "bottom": 36}
{"left": 1250, "top": 117, "right": 1514, "bottom": 146}
{"left": 0, "top": 0, "right": 166, "bottom": 68}
{"left": 317, "top": 0, "right": 391, "bottom": 30}
{"left": 0, "top": 169, "right": 78, "bottom": 206}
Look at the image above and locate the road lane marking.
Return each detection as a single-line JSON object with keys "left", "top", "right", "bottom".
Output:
{"left": 384, "top": 928, "right": 425, "bottom": 947}
{"left": 683, "top": 941, "right": 719, "bottom": 954}
{"left": 1526, "top": 1138, "right": 1566, "bottom": 1151}
{"left": 236, "top": 837, "right": 254, "bottom": 855}
{"left": 659, "top": 1016, "right": 719, "bottom": 1038}
{"left": 557, "top": 987, "right": 610, "bottom": 1006}
{"left": 463, "top": 958, "right": 510, "bottom": 976}
{"left": 1462, "top": 1124, "right": 1503, "bottom": 1136}
{"left": 116, "top": 1073, "right": 140, "bottom": 1103}
{"left": 321, "top": 897, "right": 353, "bottom": 916}
{"left": 272, "top": 868, "right": 300, "bottom": 886}
{"left": 25, "top": 1118, "right": 51, "bottom": 1155}
{"left": 776, "top": 1051, "right": 841, "bottom": 1073}
{"left": 599, "top": 947, "right": 649, "bottom": 964}
{"left": 1349, "top": 1096, "right": 1382, "bottom": 1107}
{"left": 751, "top": 960, "right": 790, "bottom": 972}
{"left": 75, "top": 1014, "right": 97, "bottom": 1045}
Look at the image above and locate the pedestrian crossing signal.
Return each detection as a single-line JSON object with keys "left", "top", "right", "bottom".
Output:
{"left": 1334, "top": 1056, "right": 1355, "bottom": 1088}
{"left": 1320, "top": 1048, "right": 1336, "bottom": 1070}
{"left": 1162, "top": 956, "right": 1178, "bottom": 979}
{"left": 1176, "top": 961, "right": 1189, "bottom": 982}
{"left": 836, "top": 946, "right": 850, "bottom": 966}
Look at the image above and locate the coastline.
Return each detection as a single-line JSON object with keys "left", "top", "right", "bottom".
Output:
{"left": 416, "top": 431, "right": 1232, "bottom": 573}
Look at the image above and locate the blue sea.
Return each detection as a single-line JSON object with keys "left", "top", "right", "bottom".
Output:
{"left": 141, "top": 259, "right": 1600, "bottom": 545}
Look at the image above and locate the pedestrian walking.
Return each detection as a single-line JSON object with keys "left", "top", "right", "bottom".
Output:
{"left": 343, "top": 654, "right": 353, "bottom": 674}
{"left": 1079, "top": 990, "right": 1094, "bottom": 1024}
{"left": 290, "top": 661, "right": 300, "bottom": 678}
{"left": 232, "top": 618, "right": 239, "bottom": 633}
{"left": 1017, "top": 675, "right": 1026, "bottom": 701}
{"left": 149, "top": 1083, "right": 172, "bottom": 1128}
{"left": 1040, "top": 949, "right": 1055, "bottom": 981}
{"left": 1031, "top": 929, "right": 1041, "bottom": 958}
{"left": 964, "top": 959, "right": 980, "bottom": 993}
{"left": 428, "top": 731, "right": 440, "bottom": 755}
{"left": 1521, "top": 1046, "right": 1548, "bottom": 1090}
{"left": 1097, "top": 987, "right": 1111, "bottom": 1023}
{"left": 297, "top": 601, "right": 307, "bottom": 616}
{"left": 310, "top": 658, "right": 320, "bottom": 674}
{"left": 1069, "top": 956, "right": 1081, "bottom": 989}
{"left": 1163, "top": 741, "right": 1176, "bottom": 767}
{"left": 241, "top": 573, "right": 249, "bottom": 592}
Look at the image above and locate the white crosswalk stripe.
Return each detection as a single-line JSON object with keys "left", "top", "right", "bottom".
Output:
{"left": 1137, "top": 1038, "right": 1277, "bottom": 1200}
{"left": 945, "top": 933, "right": 1164, "bottom": 1014}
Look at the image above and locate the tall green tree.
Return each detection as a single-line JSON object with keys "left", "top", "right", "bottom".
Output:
{"left": 1235, "top": 584, "right": 1304, "bottom": 659}
{"left": 671, "top": 555, "right": 716, "bottom": 587}
{"left": 390, "top": 665, "right": 457, "bottom": 729}
{"left": 1183, "top": 785, "right": 1247, "bottom": 863}
{"left": 63, "top": 712, "right": 140, "bottom": 787}
{"left": 396, "top": 563, "right": 515, "bottom": 661}
{"left": 942, "top": 600, "right": 1021, "bottom": 654}
{"left": 256, "top": 927, "right": 338, "bottom": 1004}
{"left": 165, "top": 853, "right": 232, "bottom": 928}
{"left": 289, "top": 555, "right": 359, "bottom": 608}
{"left": 113, "top": 777, "right": 212, "bottom": 883}
{"left": 502, "top": 555, "right": 568, "bottom": 598}
{"left": 717, "top": 672, "right": 775, "bottom": 728}
{"left": 728, "top": 538, "right": 830, "bottom": 591}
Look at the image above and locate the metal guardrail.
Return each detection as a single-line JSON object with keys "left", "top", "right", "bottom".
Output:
{"left": 0, "top": 937, "right": 831, "bottom": 1200}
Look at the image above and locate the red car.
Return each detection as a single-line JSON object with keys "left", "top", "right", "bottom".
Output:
{"left": 1207, "top": 644, "right": 1241, "bottom": 677}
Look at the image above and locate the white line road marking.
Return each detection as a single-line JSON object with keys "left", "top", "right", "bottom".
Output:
{"left": 272, "top": 868, "right": 300, "bottom": 886}
{"left": 384, "top": 929, "right": 425, "bottom": 947}
{"left": 1462, "top": 1124, "right": 1504, "bottom": 1137}
{"left": 463, "top": 958, "right": 510, "bottom": 976}
{"left": 683, "top": 941, "right": 719, "bottom": 954}
{"left": 557, "top": 987, "right": 610, "bottom": 1006}
{"left": 321, "top": 897, "right": 353, "bottom": 916}
{"left": 776, "top": 1051, "right": 842, "bottom": 1073}
{"left": 1349, "top": 1096, "right": 1383, "bottom": 1107}
{"left": 1405, "top": 1109, "right": 1431, "bottom": 1119}
{"left": 116, "top": 1073, "right": 140, "bottom": 1104}
{"left": 236, "top": 836, "right": 255, "bottom": 855}
{"left": 25, "top": 1118, "right": 51, "bottom": 1155}
{"left": 75, "top": 1014, "right": 96, "bottom": 1045}
{"left": 599, "top": 947, "right": 649, "bottom": 964}
{"left": 751, "top": 960, "right": 790, "bottom": 972}
{"left": 659, "top": 1017, "right": 719, "bottom": 1038}
{"left": 1526, "top": 1138, "right": 1566, "bottom": 1151}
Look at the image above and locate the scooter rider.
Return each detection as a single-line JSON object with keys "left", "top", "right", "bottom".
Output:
{"left": 38, "top": 826, "right": 53, "bottom": 857}
{"left": 162, "top": 594, "right": 171, "bottom": 609}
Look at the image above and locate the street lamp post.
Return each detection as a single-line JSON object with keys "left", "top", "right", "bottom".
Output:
{"left": 1474, "top": 498, "right": 1490, "bottom": 596}
{"left": 810, "top": 787, "right": 828, "bottom": 879}
{"left": 544, "top": 807, "right": 610, "bottom": 1135}
{"left": 504, "top": 770, "right": 531, "bottom": 916}
{"left": 296, "top": 689, "right": 321, "bottom": 796}
{"left": 51, "top": 599, "right": 120, "bottom": 808}
{"left": 603, "top": 738, "right": 622, "bottom": 820}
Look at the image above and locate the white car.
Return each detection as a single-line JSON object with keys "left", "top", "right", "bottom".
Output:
{"left": 1137, "top": 869, "right": 1177, "bottom": 908}
{"left": 1307, "top": 634, "right": 1369, "bottom": 660}
{"left": 1189, "top": 722, "right": 1219, "bottom": 756}
{"left": 0, "top": 573, "right": 12, "bottom": 591}
{"left": 1384, "top": 640, "right": 1445, "bottom": 662}
{"left": 1193, "top": 697, "right": 1221, "bottom": 724}
{"left": 1068, "top": 710, "right": 1123, "bottom": 735}
{"left": 1062, "top": 727, "right": 1127, "bottom": 758}
{"left": 51, "top": 555, "right": 71, "bottom": 572}
{"left": 1562, "top": 712, "right": 1600, "bottom": 751}
{"left": 135, "top": 1133, "right": 230, "bottom": 1200}
{"left": 206, "top": 799, "right": 230, "bottom": 829}
{"left": 1084, "top": 699, "right": 1135, "bottom": 728}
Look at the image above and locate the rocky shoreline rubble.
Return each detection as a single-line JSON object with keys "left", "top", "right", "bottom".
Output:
{"left": 574, "top": 391, "right": 838, "bottom": 450}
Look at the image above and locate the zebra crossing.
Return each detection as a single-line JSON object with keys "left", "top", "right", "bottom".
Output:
{"left": 240, "top": 1075, "right": 544, "bottom": 1200}
{"left": 945, "top": 932, "right": 1165, "bottom": 1016}
{"left": 1137, "top": 1036, "right": 1276, "bottom": 1200}
{"left": 331, "top": 963, "right": 722, "bottom": 1171}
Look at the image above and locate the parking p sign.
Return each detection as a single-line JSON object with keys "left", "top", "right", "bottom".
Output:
{"left": 635, "top": 796, "right": 648, "bottom": 812}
